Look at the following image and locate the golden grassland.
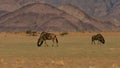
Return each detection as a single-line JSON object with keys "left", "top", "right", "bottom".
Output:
{"left": 0, "top": 32, "right": 120, "bottom": 68}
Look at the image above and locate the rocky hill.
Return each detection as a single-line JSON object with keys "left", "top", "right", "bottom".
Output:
{"left": 44, "top": 0, "right": 120, "bottom": 19}
{"left": 0, "top": 3, "right": 86, "bottom": 32}
{"left": 59, "top": 4, "right": 118, "bottom": 31}
{"left": 0, "top": 0, "right": 119, "bottom": 19}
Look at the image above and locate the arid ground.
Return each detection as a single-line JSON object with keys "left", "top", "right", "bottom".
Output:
{"left": 0, "top": 32, "right": 120, "bottom": 68}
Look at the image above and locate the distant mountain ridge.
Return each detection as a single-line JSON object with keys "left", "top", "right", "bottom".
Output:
{"left": 0, "top": 3, "right": 84, "bottom": 32}
{"left": 0, "top": 0, "right": 119, "bottom": 32}
{"left": 0, "top": 3, "right": 119, "bottom": 32}
{"left": 44, "top": 0, "right": 120, "bottom": 19}
{"left": 0, "top": 0, "right": 119, "bottom": 19}
{"left": 59, "top": 4, "right": 118, "bottom": 31}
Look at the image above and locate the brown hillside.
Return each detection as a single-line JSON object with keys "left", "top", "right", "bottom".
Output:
{"left": 0, "top": 3, "right": 87, "bottom": 32}
{"left": 0, "top": 3, "right": 117, "bottom": 32}
{"left": 59, "top": 4, "right": 118, "bottom": 31}
{"left": 0, "top": 0, "right": 20, "bottom": 15}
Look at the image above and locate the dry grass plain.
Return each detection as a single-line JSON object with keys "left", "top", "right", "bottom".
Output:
{"left": 0, "top": 32, "right": 120, "bottom": 68}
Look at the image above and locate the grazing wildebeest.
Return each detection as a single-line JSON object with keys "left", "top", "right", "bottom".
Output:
{"left": 91, "top": 33, "right": 105, "bottom": 45}
{"left": 37, "top": 32, "right": 58, "bottom": 47}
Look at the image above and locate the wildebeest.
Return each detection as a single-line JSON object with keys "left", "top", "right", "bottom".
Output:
{"left": 91, "top": 33, "right": 105, "bottom": 45}
{"left": 37, "top": 32, "right": 58, "bottom": 47}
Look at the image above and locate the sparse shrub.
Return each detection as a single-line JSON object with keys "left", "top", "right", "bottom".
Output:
{"left": 26, "top": 30, "right": 37, "bottom": 36}
{"left": 26, "top": 30, "right": 32, "bottom": 34}
{"left": 31, "top": 31, "right": 37, "bottom": 36}
{"left": 60, "top": 32, "right": 68, "bottom": 36}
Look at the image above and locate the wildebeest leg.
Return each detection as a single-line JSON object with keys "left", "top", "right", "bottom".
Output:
{"left": 94, "top": 41, "right": 95, "bottom": 45}
{"left": 52, "top": 39, "right": 54, "bottom": 47}
{"left": 55, "top": 37, "right": 58, "bottom": 47}
{"left": 91, "top": 38, "right": 95, "bottom": 45}
{"left": 44, "top": 41, "right": 48, "bottom": 47}
{"left": 92, "top": 40, "right": 95, "bottom": 45}
{"left": 98, "top": 40, "right": 101, "bottom": 45}
{"left": 99, "top": 41, "right": 102, "bottom": 45}
{"left": 91, "top": 41, "right": 94, "bottom": 45}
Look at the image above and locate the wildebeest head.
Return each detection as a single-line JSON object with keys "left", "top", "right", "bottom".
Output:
{"left": 37, "top": 38, "right": 43, "bottom": 47}
{"left": 99, "top": 38, "right": 105, "bottom": 44}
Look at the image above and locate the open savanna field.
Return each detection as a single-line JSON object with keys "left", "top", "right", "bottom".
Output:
{"left": 0, "top": 32, "right": 120, "bottom": 68}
